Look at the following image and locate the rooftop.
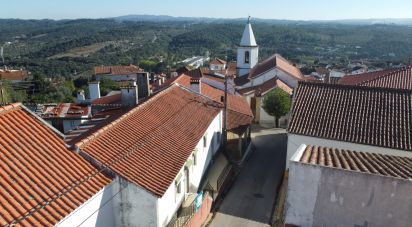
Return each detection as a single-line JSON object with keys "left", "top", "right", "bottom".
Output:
{"left": 338, "top": 66, "right": 412, "bottom": 89}
{"left": 0, "top": 69, "right": 29, "bottom": 81}
{"left": 240, "top": 19, "right": 257, "bottom": 47}
{"left": 34, "top": 103, "right": 90, "bottom": 119}
{"left": 298, "top": 145, "right": 412, "bottom": 180}
{"left": 0, "top": 104, "right": 111, "bottom": 226}
{"left": 94, "top": 64, "right": 142, "bottom": 75}
{"left": 248, "top": 54, "right": 304, "bottom": 80}
{"left": 76, "top": 85, "right": 222, "bottom": 197}
{"left": 210, "top": 58, "right": 227, "bottom": 65}
{"left": 289, "top": 82, "right": 412, "bottom": 151}
{"left": 175, "top": 74, "right": 253, "bottom": 132}
{"left": 237, "top": 77, "right": 293, "bottom": 96}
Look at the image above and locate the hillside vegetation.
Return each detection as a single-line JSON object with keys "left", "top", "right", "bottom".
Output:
{"left": 1, "top": 19, "right": 412, "bottom": 78}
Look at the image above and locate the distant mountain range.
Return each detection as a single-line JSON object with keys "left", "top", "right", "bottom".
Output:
{"left": 114, "top": 14, "right": 412, "bottom": 26}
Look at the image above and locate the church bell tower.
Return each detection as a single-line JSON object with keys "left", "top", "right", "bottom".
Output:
{"left": 237, "top": 16, "right": 259, "bottom": 77}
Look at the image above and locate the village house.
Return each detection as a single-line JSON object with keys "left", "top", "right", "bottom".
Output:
{"left": 285, "top": 144, "right": 412, "bottom": 227}
{"left": 0, "top": 103, "right": 112, "bottom": 227}
{"left": 75, "top": 84, "right": 228, "bottom": 227}
{"left": 165, "top": 73, "right": 254, "bottom": 163}
{"left": 94, "top": 64, "right": 151, "bottom": 98}
{"left": 287, "top": 82, "right": 412, "bottom": 168}
{"left": 27, "top": 102, "right": 91, "bottom": 133}
{"left": 0, "top": 68, "right": 29, "bottom": 83}
{"left": 209, "top": 58, "right": 227, "bottom": 71}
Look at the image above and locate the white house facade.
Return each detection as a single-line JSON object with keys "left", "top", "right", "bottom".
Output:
{"left": 75, "top": 84, "right": 224, "bottom": 227}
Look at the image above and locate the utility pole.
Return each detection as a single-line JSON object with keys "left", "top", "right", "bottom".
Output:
{"left": 222, "top": 62, "right": 229, "bottom": 152}
{"left": 0, "top": 46, "right": 4, "bottom": 67}
{"left": 0, "top": 81, "right": 4, "bottom": 104}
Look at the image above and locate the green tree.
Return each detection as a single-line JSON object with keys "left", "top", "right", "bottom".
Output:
{"left": 0, "top": 80, "right": 27, "bottom": 103}
{"left": 262, "top": 88, "right": 291, "bottom": 128}
{"left": 139, "top": 60, "right": 157, "bottom": 72}
{"left": 99, "top": 77, "right": 120, "bottom": 96}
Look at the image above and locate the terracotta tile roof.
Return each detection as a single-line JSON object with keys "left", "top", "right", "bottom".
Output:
{"left": 300, "top": 145, "right": 412, "bottom": 180}
{"left": 64, "top": 107, "right": 127, "bottom": 146}
{"left": 177, "top": 74, "right": 253, "bottom": 131}
{"left": 94, "top": 64, "right": 141, "bottom": 75}
{"left": 0, "top": 104, "right": 111, "bottom": 226}
{"left": 337, "top": 68, "right": 402, "bottom": 87}
{"left": 76, "top": 85, "right": 222, "bottom": 197}
{"left": 289, "top": 82, "right": 412, "bottom": 151}
{"left": 234, "top": 75, "right": 250, "bottom": 86}
{"left": 0, "top": 69, "right": 29, "bottom": 81}
{"left": 156, "top": 74, "right": 253, "bottom": 132}
{"left": 249, "top": 54, "right": 304, "bottom": 80}
{"left": 210, "top": 58, "right": 227, "bottom": 65}
{"left": 91, "top": 93, "right": 122, "bottom": 105}
{"left": 238, "top": 77, "right": 293, "bottom": 96}
{"left": 40, "top": 103, "right": 90, "bottom": 119}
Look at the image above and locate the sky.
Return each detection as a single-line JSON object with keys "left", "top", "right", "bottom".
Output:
{"left": 1, "top": 0, "right": 412, "bottom": 21}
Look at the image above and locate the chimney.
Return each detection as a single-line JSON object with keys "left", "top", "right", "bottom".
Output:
{"left": 157, "top": 77, "right": 162, "bottom": 86}
{"left": 190, "top": 78, "right": 201, "bottom": 93}
{"left": 76, "top": 90, "right": 85, "bottom": 103}
{"left": 121, "top": 80, "right": 138, "bottom": 107}
{"left": 89, "top": 81, "right": 101, "bottom": 101}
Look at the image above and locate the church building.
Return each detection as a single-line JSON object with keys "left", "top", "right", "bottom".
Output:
{"left": 235, "top": 17, "right": 305, "bottom": 127}
{"left": 236, "top": 16, "right": 259, "bottom": 77}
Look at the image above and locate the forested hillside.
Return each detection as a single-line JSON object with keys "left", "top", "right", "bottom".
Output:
{"left": 1, "top": 18, "right": 412, "bottom": 78}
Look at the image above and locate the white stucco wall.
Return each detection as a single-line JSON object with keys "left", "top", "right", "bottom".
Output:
{"left": 56, "top": 181, "right": 118, "bottom": 227}
{"left": 240, "top": 68, "right": 298, "bottom": 89}
{"left": 96, "top": 74, "right": 138, "bottom": 82}
{"left": 156, "top": 111, "right": 222, "bottom": 227}
{"left": 237, "top": 46, "right": 259, "bottom": 76}
{"left": 286, "top": 134, "right": 412, "bottom": 168}
{"left": 285, "top": 148, "right": 412, "bottom": 227}
{"left": 113, "top": 177, "right": 158, "bottom": 227}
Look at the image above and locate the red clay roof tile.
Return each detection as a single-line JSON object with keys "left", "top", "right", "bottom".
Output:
{"left": 248, "top": 54, "right": 304, "bottom": 80}
{"left": 289, "top": 82, "right": 412, "bottom": 151}
{"left": 0, "top": 103, "right": 111, "bottom": 226}
{"left": 76, "top": 85, "right": 222, "bottom": 197}
{"left": 94, "top": 64, "right": 141, "bottom": 75}
{"left": 300, "top": 145, "right": 412, "bottom": 180}
{"left": 338, "top": 67, "right": 412, "bottom": 89}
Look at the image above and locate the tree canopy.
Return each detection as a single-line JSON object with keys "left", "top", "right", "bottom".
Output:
{"left": 262, "top": 88, "right": 291, "bottom": 127}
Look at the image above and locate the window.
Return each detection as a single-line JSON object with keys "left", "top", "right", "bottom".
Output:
{"left": 203, "top": 135, "right": 207, "bottom": 148}
{"left": 193, "top": 154, "right": 197, "bottom": 166}
{"left": 176, "top": 182, "right": 181, "bottom": 194}
{"left": 245, "top": 51, "right": 250, "bottom": 64}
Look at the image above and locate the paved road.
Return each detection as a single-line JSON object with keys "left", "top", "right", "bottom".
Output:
{"left": 209, "top": 127, "right": 287, "bottom": 227}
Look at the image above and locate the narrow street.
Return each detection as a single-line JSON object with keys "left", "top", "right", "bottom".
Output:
{"left": 209, "top": 126, "right": 287, "bottom": 227}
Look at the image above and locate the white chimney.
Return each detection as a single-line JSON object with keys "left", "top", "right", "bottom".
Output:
{"left": 76, "top": 90, "right": 85, "bottom": 103}
{"left": 190, "top": 78, "right": 201, "bottom": 93}
{"left": 157, "top": 77, "right": 162, "bottom": 86}
{"left": 121, "top": 80, "right": 138, "bottom": 107}
{"left": 89, "top": 81, "right": 101, "bottom": 101}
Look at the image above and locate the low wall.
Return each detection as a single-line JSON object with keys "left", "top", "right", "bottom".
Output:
{"left": 285, "top": 161, "right": 412, "bottom": 227}
{"left": 186, "top": 194, "right": 213, "bottom": 227}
